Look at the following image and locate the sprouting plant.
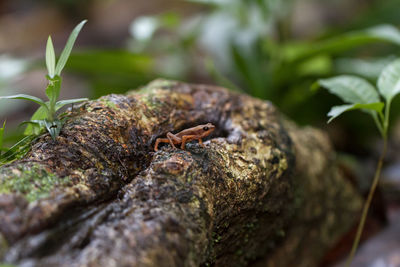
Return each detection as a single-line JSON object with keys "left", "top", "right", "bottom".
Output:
{"left": 316, "top": 58, "right": 400, "bottom": 266}
{"left": 0, "top": 20, "right": 88, "bottom": 141}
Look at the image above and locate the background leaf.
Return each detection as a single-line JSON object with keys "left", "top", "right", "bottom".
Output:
{"left": 366, "top": 24, "right": 400, "bottom": 44}
{"left": 283, "top": 24, "right": 400, "bottom": 63}
{"left": 327, "top": 102, "right": 384, "bottom": 123}
{"left": 318, "top": 75, "right": 380, "bottom": 104}
{"left": 66, "top": 50, "right": 154, "bottom": 98}
{"left": 377, "top": 58, "right": 400, "bottom": 101}
{"left": 334, "top": 57, "right": 395, "bottom": 80}
{"left": 55, "top": 20, "right": 87, "bottom": 76}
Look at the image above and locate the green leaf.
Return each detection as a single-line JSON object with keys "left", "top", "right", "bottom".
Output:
{"left": 366, "top": 24, "right": 400, "bottom": 45}
{"left": 0, "top": 94, "right": 48, "bottom": 109}
{"left": 22, "top": 119, "right": 63, "bottom": 140}
{"left": 44, "top": 120, "right": 63, "bottom": 141}
{"left": 327, "top": 102, "right": 384, "bottom": 123}
{"left": 204, "top": 58, "right": 243, "bottom": 93}
{"left": 230, "top": 43, "right": 266, "bottom": 98}
{"left": 21, "top": 120, "right": 46, "bottom": 134}
{"left": 0, "top": 121, "right": 5, "bottom": 154}
{"left": 23, "top": 106, "right": 48, "bottom": 135}
{"left": 283, "top": 24, "right": 400, "bottom": 63}
{"left": 377, "top": 58, "right": 400, "bottom": 102}
{"left": 55, "top": 98, "right": 88, "bottom": 111}
{"left": 318, "top": 75, "right": 380, "bottom": 104}
{"left": 334, "top": 57, "right": 394, "bottom": 80}
{"left": 55, "top": 20, "right": 87, "bottom": 76}
{"left": 297, "top": 55, "right": 332, "bottom": 77}
{"left": 45, "top": 75, "right": 62, "bottom": 105}
{"left": 0, "top": 135, "right": 36, "bottom": 164}
{"left": 46, "top": 36, "right": 56, "bottom": 78}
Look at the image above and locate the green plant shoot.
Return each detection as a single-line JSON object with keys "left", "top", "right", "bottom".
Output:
{"left": 0, "top": 20, "right": 88, "bottom": 140}
{"left": 316, "top": 58, "right": 400, "bottom": 266}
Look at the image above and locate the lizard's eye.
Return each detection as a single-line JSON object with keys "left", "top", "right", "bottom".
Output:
{"left": 203, "top": 126, "right": 209, "bottom": 131}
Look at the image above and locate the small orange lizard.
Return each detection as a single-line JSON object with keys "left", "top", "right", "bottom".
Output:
{"left": 154, "top": 123, "right": 215, "bottom": 151}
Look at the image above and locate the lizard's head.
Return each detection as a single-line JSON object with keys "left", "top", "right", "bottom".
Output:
{"left": 201, "top": 123, "right": 215, "bottom": 137}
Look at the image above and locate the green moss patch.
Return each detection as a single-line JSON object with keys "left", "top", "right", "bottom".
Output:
{"left": 0, "top": 164, "right": 70, "bottom": 202}
{"left": 100, "top": 98, "right": 118, "bottom": 109}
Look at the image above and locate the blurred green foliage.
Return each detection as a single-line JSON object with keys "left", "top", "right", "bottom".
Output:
{"left": 3, "top": 0, "right": 400, "bottom": 151}
{"left": 123, "top": 0, "right": 400, "bottom": 128}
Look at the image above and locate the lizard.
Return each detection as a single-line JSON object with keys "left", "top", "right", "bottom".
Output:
{"left": 154, "top": 123, "right": 215, "bottom": 151}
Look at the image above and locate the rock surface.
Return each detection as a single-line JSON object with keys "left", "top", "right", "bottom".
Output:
{"left": 0, "top": 79, "right": 362, "bottom": 266}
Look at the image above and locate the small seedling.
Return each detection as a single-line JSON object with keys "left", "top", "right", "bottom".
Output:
{"left": 0, "top": 20, "right": 88, "bottom": 141}
{"left": 316, "top": 58, "right": 400, "bottom": 266}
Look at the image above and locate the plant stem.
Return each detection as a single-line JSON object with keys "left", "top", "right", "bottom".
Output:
{"left": 372, "top": 113, "right": 384, "bottom": 137}
{"left": 48, "top": 105, "right": 54, "bottom": 122}
{"left": 345, "top": 137, "right": 388, "bottom": 267}
{"left": 383, "top": 101, "right": 391, "bottom": 139}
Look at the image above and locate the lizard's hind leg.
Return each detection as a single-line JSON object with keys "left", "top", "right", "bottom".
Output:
{"left": 167, "top": 132, "right": 181, "bottom": 149}
{"left": 154, "top": 138, "right": 169, "bottom": 151}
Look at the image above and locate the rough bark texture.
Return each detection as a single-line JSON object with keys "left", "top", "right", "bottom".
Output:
{"left": 0, "top": 79, "right": 361, "bottom": 266}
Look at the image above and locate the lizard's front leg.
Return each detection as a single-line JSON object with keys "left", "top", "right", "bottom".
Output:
{"left": 181, "top": 135, "right": 196, "bottom": 149}
{"left": 198, "top": 138, "right": 205, "bottom": 148}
